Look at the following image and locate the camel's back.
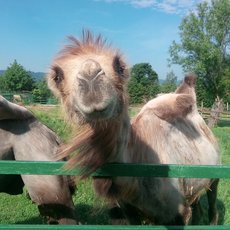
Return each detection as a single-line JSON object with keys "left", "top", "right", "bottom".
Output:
{"left": 131, "top": 102, "right": 220, "bottom": 165}
{"left": 130, "top": 103, "right": 220, "bottom": 203}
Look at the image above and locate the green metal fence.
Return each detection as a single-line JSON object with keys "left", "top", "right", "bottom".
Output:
{"left": 0, "top": 160, "right": 229, "bottom": 230}
{"left": 0, "top": 92, "right": 58, "bottom": 105}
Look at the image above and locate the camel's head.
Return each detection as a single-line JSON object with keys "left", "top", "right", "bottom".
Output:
{"left": 47, "top": 30, "right": 129, "bottom": 124}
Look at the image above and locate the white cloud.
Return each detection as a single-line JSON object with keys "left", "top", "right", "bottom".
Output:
{"left": 130, "top": 0, "right": 156, "bottom": 8}
{"left": 97, "top": 0, "right": 210, "bottom": 15}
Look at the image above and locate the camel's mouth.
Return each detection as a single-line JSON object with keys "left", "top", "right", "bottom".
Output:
{"left": 83, "top": 108, "right": 111, "bottom": 121}
{"left": 75, "top": 98, "right": 117, "bottom": 121}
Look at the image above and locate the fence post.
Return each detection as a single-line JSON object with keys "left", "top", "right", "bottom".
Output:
{"left": 208, "top": 97, "right": 223, "bottom": 128}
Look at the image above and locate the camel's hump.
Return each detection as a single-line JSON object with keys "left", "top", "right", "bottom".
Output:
{"left": 0, "top": 95, "right": 34, "bottom": 120}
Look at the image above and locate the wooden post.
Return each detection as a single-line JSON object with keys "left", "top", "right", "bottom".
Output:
{"left": 199, "top": 101, "right": 204, "bottom": 116}
{"left": 208, "top": 96, "right": 223, "bottom": 128}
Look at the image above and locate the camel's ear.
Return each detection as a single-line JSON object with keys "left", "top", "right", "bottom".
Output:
{"left": 0, "top": 95, "right": 33, "bottom": 120}
{"left": 151, "top": 94, "right": 195, "bottom": 121}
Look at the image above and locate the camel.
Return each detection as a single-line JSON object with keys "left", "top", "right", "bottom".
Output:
{"left": 0, "top": 95, "right": 77, "bottom": 224}
{"left": 47, "top": 30, "right": 220, "bottom": 225}
{"left": 13, "top": 94, "right": 22, "bottom": 104}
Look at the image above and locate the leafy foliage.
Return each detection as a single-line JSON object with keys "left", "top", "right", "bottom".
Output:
{"left": 160, "top": 71, "right": 177, "bottom": 93}
{"left": 169, "top": 0, "right": 230, "bottom": 106}
{"left": 0, "top": 60, "right": 58, "bottom": 104}
{"left": 128, "top": 63, "right": 159, "bottom": 104}
{"left": 32, "top": 79, "right": 52, "bottom": 103}
{"left": 0, "top": 60, "right": 35, "bottom": 92}
{"left": 220, "top": 66, "right": 230, "bottom": 104}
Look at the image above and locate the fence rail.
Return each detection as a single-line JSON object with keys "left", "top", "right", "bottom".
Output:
{"left": 1, "top": 160, "right": 230, "bottom": 230}
{"left": 0, "top": 161, "right": 230, "bottom": 178}
{"left": 198, "top": 108, "right": 230, "bottom": 121}
{"left": 0, "top": 225, "right": 230, "bottom": 230}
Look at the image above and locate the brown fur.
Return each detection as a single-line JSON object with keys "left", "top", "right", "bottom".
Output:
{"left": 60, "top": 31, "right": 109, "bottom": 56}
{"left": 59, "top": 120, "right": 126, "bottom": 176}
{"left": 137, "top": 93, "right": 194, "bottom": 122}
{"left": 47, "top": 30, "right": 129, "bottom": 125}
{"left": 176, "top": 73, "right": 197, "bottom": 94}
{"left": 48, "top": 31, "right": 220, "bottom": 225}
{"left": 0, "top": 96, "right": 77, "bottom": 224}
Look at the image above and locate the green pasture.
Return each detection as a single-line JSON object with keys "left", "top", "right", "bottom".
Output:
{"left": 0, "top": 106, "right": 229, "bottom": 225}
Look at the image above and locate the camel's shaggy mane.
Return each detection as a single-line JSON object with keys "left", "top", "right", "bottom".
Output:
{"left": 57, "top": 29, "right": 118, "bottom": 58}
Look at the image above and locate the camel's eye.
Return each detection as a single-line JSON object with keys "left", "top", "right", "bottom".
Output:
{"left": 52, "top": 66, "right": 64, "bottom": 84}
{"left": 113, "top": 55, "right": 127, "bottom": 78}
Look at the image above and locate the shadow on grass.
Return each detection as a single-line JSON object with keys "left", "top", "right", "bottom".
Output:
{"left": 75, "top": 203, "right": 109, "bottom": 225}
{"left": 217, "top": 119, "right": 230, "bottom": 128}
{"left": 76, "top": 197, "right": 226, "bottom": 225}
{"left": 14, "top": 198, "right": 225, "bottom": 226}
{"left": 217, "top": 199, "right": 226, "bottom": 225}
{"left": 15, "top": 216, "right": 43, "bottom": 224}
{"left": 198, "top": 194, "right": 225, "bottom": 225}
{"left": 15, "top": 203, "right": 109, "bottom": 225}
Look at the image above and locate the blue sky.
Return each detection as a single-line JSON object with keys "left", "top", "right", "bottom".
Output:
{"left": 0, "top": 0, "right": 206, "bottom": 79}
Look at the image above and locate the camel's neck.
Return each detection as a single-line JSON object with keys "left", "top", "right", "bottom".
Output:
{"left": 65, "top": 110, "right": 130, "bottom": 176}
{"left": 93, "top": 112, "right": 130, "bottom": 163}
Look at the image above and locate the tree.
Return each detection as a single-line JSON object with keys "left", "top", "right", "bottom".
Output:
{"left": 0, "top": 60, "right": 35, "bottom": 92}
{"left": 220, "top": 66, "right": 230, "bottom": 104}
{"left": 169, "top": 0, "right": 230, "bottom": 106}
{"left": 32, "top": 79, "right": 52, "bottom": 103}
{"left": 0, "top": 75, "right": 4, "bottom": 91}
{"left": 160, "top": 71, "right": 177, "bottom": 93}
{"left": 128, "top": 63, "right": 159, "bottom": 104}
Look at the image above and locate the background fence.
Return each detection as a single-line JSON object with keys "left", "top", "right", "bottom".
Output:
{"left": 0, "top": 161, "right": 230, "bottom": 230}
{"left": 199, "top": 108, "right": 230, "bottom": 121}
{"left": 0, "top": 92, "right": 58, "bottom": 105}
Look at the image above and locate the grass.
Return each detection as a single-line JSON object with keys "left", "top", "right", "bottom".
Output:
{"left": 29, "top": 106, "right": 73, "bottom": 142}
{"left": 211, "top": 120, "right": 230, "bottom": 224}
{"left": 0, "top": 105, "right": 229, "bottom": 225}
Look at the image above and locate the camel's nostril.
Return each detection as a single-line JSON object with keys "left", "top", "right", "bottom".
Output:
{"left": 79, "top": 59, "right": 103, "bottom": 81}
